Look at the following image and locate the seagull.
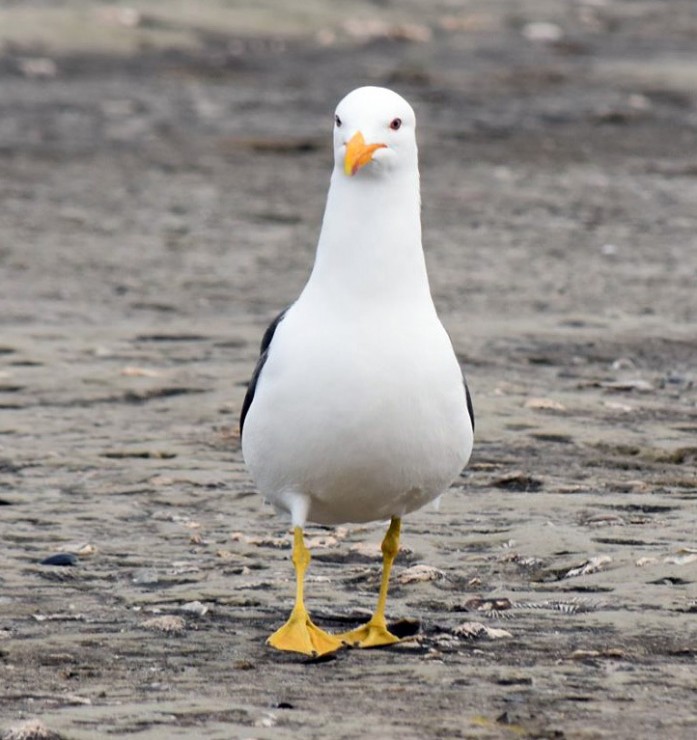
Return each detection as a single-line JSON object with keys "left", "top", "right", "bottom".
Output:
{"left": 240, "top": 86, "right": 474, "bottom": 656}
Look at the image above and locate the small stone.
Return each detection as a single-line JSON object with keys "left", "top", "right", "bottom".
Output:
{"left": 254, "top": 714, "right": 277, "bottom": 728}
{"left": 524, "top": 397, "right": 566, "bottom": 411}
{"left": 491, "top": 471, "right": 543, "bottom": 492}
{"left": 664, "top": 553, "right": 697, "bottom": 566}
{"left": 611, "top": 357, "right": 637, "bottom": 371}
{"left": 249, "top": 536, "right": 289, "bottom": 548}
{"left": 570, "top": 648, "right": 600, "bottom": 660}
{"left": 522, "top": 22, "right": 563, "bottom": 42}
{"left": 464, "top": 597, "right": 513, "bottom": 613}
{"left": 453, "top": 622, "right": 512, "bottom": 640}
{"left": 132, "top": 568, "right": 160, "bottom": 585}
{"left": 482, "top": 627, "right": 513, "bottom": 640}
{"left": 563, "top": 555, "right": 612, "bottom": 579}
{"left": 233, "top": 660, "right": 255, "bottom": 670}
{"left": 582, "top": 513, "right": 625, "bottom": 527}
{"left": 340, "top": 19, "right": 431, "bottom": 43}
{"left": 230, "top": 531, "right": 290, "bottom": 548}
{"left": 142, "top": 615, "right": 185, "bottom": 633}
{"left": 17, "top": 58, "right": 57, "bottom": 79}
{"left": 40, "top": 553, "right": 78, "bottom": 567}
{"left": 120, "top": 366, "right": 162, "bottom": 377}
{"left": 398, "top": 564, "right": 445, "bottom": 584}
{"left": 603, "top": 401, "right": 634, "bottom": 413}
{"left": 570, "top": 647, "right": 624, "bottom": 660}
{"left": 179, "top": 601, "right": 209, "bottom": 617}
{"left": 628, "top": 94, "right": 651, "bottom": 111}
{"left": 1, "top": 719, "right": 64, "bottom": 740}
{"left": 439, "top": 14, "right": 494, "bottom": 33}
{"left": 32, "top": 613, "right": 86, "bottom": 622}
{"left": 306, "top": 535, "right": 338, "bottom": 549}
{"left": 390, "top": 23, "right": 432, "bottom": 43}
{"left": 601, "top": 379, "right": 654, "bottom": 393}
{"left": 149, "top": 475, "right": 175, "bottom": 486}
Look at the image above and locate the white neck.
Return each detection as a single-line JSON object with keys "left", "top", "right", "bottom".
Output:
{"left": 301, "top": 166, "right": 434, "bottom": 314}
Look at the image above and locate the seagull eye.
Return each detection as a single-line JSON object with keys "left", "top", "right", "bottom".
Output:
{"left": 389, "top": 118, "right": 402, "bottom": 131}
{"left": 335, "top": 115, "right": 342, "bottom": 128}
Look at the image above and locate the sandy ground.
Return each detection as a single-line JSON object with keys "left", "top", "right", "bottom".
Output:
{"left": 1, "top": 1, "right": 697, "bottom": 738}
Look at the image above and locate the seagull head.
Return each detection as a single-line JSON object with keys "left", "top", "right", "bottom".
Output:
{"left": 333, "top": 86, "right": 418, "bottom": 179}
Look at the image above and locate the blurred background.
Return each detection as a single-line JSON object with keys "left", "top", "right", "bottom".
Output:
{"left": 1, "top": 0, "right": 696, "bottom": 327}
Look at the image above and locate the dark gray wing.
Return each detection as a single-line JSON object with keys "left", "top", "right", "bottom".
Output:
{"left": 239, "top": 307, "right": 289, "bottom": 438}
{"left": 464, "top": 380, "right": 475, "bottom": 433}
{"left": 446, "top": 327, "right": 475, "bottom": 435}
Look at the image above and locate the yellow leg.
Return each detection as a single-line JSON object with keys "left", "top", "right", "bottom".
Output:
{"left": 339, "top": 516, "right": 402, "bottom": 648}
{"left": 267, "top": 526, "right": 342, "bottom": 656}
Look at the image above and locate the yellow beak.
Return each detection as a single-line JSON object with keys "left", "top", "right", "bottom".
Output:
{"left": 344, "top": 131, "right": 386, "bottom": 176}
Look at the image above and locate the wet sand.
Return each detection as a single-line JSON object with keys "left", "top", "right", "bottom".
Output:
{"left": 1, "top": 1, "right": 696, "bottom": 738}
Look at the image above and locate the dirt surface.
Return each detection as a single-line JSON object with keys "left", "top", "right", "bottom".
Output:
{"left": 1, "top": 1, "right": 697, "bottom": 738}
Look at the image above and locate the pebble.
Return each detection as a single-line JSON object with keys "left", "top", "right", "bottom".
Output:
{"left": 254, "top": 714, "right": 277, "bottom": 729}
{"left": 664, "top": 553, "right": 697, "bottom": 566}
{"left": 601, "top": 379, "right": 654, "bottom": 392}
{"left": 16, "top": 58, "right": 57, "bottom": 79}
{"left": 305, "top": 535, "right": 339, "bottom": 549}
{"left": 398, "top": 564, "right": 445, "bottom": 584}
{"left": 40, "top": 553, "right": 78, "bottom": 567}
{"left": 582, "top": 513, "right": 625, "bottom": 527}
{"left": 570, "top": 648, "right": 624, "bottom": 660}
{"left": 230, "top": 532, "right": 289, "bottom": 549}
{"left": 453, "top": 622, "right": 513, "bottom": 640}
{"left": 233, "top": 660, "right": 255, "bottom": 671}
{"left": 464, "top": 597, "right": 513, "bottom": 613}
{"left": 132, "top": 569, "right": 160, "bottom": 585}
{"left": 179, "top": 600, "right": 209, "bottom": 617}
{"left": 521, "top": 22, "right": 563, "bottom": 42}
{"left": 120, "top": 366, "right": 162, "bottom": 377}
{"left": 611, "top": 357, "right": 637, "bottom": 371}
{"left": 341, "top": 20, "right": 432, "bottom": 43}
{"left": 603, "top": 401, "right": 634, "bottom": 413}
{"left": 1, "top": 719, "right": 64, "bottom": 740}
{"left": 524, "top": 397, "right": 566, "bottom": 411}
{"left": 142, "top": 615, "right": 185, "bottom": 634}
{"left": 563, "top": 555, "right": 612, "bottom": 579}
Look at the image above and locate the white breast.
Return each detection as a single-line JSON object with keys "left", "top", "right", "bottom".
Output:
{"left": 241, "top": 300, "right": 473, "bottom": 525}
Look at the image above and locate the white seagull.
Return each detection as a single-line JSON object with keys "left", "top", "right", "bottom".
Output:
{"left": 240, "top": 86, "right": 474, "bottom": 656}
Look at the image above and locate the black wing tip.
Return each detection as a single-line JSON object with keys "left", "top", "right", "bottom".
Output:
{"left": 260, "top": 307, "right": 289, "bottom": 353}
{"left": 465, "top": 381, "right": 475, "bottom": 433}
{"left": 239, "top": 349, "right": 268, "bottom": 436}
{"left": 239, "top": 307, "right": 291, "bottom": 438}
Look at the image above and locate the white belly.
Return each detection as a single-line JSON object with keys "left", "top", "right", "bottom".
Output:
{"left": 241, "top": 305, "right": 473, "bottom": 525}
